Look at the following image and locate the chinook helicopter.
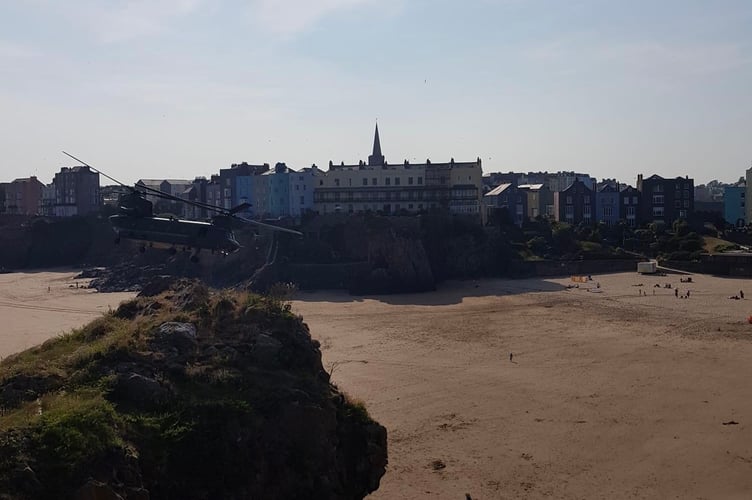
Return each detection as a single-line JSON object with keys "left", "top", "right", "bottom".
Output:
{"left": 62, "top": 152, "right": 302, "bottom": 263}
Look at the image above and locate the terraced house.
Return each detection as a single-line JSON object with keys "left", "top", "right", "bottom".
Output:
{"left": 553, "top": 178, "right": 595, "bottom": 225}
{"left": 637, "top": 174, "right": 694, "bottom": 225}
{"left": 314, "top": 125, "right": 483, "bottom": 220}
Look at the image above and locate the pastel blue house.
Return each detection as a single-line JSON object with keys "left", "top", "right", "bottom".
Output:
{"left": 218, "top": 162, "right": 269, "bottom": 215}
{"left": 265, "top": 163, "right": 293, "bottom": 218}
{"left": 596, "top": 184, "right": 620, "bottom": 226}
{"left": 289, "top": 165, "right": 320, "bottom": 219}
{"left": 724, "top": 185, "right": 746, "bottom": 227}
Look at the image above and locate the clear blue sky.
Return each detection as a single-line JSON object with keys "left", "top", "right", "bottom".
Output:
{"left": 1, "top": 0, "right": 751, "bottom": 186}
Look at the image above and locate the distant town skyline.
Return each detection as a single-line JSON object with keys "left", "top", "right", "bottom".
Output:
{"left": 2, "top": 1, "right": 752, "bottom": 186}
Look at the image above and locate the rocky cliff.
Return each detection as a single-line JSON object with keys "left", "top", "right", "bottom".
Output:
{"left": 0, "top": 280, "right": 387, "bottom": 499}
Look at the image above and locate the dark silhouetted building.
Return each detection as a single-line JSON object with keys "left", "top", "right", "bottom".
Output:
{"left": 637, "top": 174, "right": 694, "bottom": 226}
{"left": 553, "top": 178, "right": 595, "bottom": 225}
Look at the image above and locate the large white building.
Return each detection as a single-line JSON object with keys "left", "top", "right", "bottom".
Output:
{"left": 313, "top": 125, "right": 483, "bottom": 219}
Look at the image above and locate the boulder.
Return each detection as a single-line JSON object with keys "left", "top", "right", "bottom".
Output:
{"left": 112, "top": 373, "right": 169, "bottom": 409}
{"left": 253, "top": 333, "right": 283, "bottom": 367}
{"left": 153, "top": 322, "right": 197, "bottom": 353}
{"left": 75, "top": 480, "right": 124, "bottom": 500}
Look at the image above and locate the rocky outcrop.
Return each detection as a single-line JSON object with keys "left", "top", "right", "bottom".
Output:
{"left": 0, "top": 280, "right": 387, "bottom": 499}
{"left": 349, "top": 226, "right": 435, "bottom": 294}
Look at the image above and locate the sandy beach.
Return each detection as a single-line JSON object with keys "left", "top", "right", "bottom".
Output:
{"left": 0, "top": 270, "right": 135, "bottom": 358}
{"left": 292, "top": 272, "right": 752, "bottom": 499}
{"left": 3, "top": 270, "right": 752, "bottom": 498}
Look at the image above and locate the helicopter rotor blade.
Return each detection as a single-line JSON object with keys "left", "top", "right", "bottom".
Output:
{"left": 62, "top": 152, "right": 238, "bottom": 215}
{"left": 229, "top": 202, "right": 251, "bottom": 215}
{"left": 234, "top": 216, "right": 303, "bottom": 236}
{"left": 62, "top": 151, "right": 131, "bottom": 189}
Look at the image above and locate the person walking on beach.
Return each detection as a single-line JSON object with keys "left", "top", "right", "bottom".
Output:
{"left": 741, "top": 290, "right": 745, "bottom": 299}
{"left": 675, "top": 288, "right": 679, "bottom": 298}
{"left": 509, "top": 352, "right": 514, "bottom": 362}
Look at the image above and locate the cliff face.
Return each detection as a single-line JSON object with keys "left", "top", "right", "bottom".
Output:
{"left": 0, "top": 280, "right": 387, "bottom": 500}
{"left": 349, "top": 226, "right": 435, "bottom": 294}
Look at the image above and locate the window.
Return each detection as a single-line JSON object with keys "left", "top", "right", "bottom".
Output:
{"left": 408, "top": 177, "right": 413, "bottom": 185}
{"left": 385, "top": 178, "right": 391, "bottom": 185}
{"left": 653, "top": 206, "right": 665, "bottom": 217}
{"left": 295, "top": 185, "right": 299, "bottom": 191}
{"left": 362, "top": 178, "right": 368, "bottom": 186}
{"left": 653, "top": 185, "right": 663, "bottom": 193}
{"left": 395, "top": 177, "right": 401, "bottom": 186}
{"left": 319, "top": 180, "right": 323, "bottom": 186}
{"left": 584, "top": 197, "right": 591, "bottom": 205}
{"left": 679, "top": 210, "right": 687, "bottom": 218}
{"left": 633, "top": 196, "right": 638, "bottom": 204}
{"left": 624, "top": 197, "right": 630, "bottom": 205}
{"left": 684, "top": 200, "right": 689, "bottom": 208}
{"left": 300, "top": 196, "right": 304, "bottom": 205}
{"left": 565, "top": 206, "right": 574, "bottom": 219}
{"left": 584, "top": 206, "right": 592, "bottom": 217}
{"left": 417, "top": 177, "right": 423, "bottom": 185}
{"left": 626, "top": 206, "right": 636, "bottom": 217}
{"left": 372, "top": 178, "right": 378, "bottom": 186}
{"left": 604, "top": 207, "right": 613, "bottom": 217}
{"left": 653, "top": 195, "right": 664, "bottom": 204}
{"left": 566, "top": 196, "right": 573, "bottom": 204}
{"left": 335, "top": 179, "right": 340, "bottom": 187}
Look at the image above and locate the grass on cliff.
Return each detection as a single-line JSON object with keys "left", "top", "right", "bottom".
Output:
{"left": 0, "top": 286, "right": 294, "bottom": 485}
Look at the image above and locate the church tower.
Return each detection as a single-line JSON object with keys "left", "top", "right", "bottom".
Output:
{"left": 367, "top": 123, "right": 385, "bottom": 167}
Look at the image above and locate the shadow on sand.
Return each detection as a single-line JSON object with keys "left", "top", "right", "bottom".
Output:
{"left": 292, "top": 277, "right": 567, "bottom": 306}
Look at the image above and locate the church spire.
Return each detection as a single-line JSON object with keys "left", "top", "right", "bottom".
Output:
{"left": 368, "top": 123, "right": 385, "bottom": 166}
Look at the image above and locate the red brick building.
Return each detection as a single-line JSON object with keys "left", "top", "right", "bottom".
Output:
{"left": 4, "top": 177, "right": 44, "bottom": 215}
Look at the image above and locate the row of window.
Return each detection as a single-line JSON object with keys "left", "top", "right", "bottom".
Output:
{"left": 651, "top": 207, "right": 689, "bottom": 218}
{"left": 652, "top": 195, "right": 691, "bottom": 207}
{"left": 316, "top": 190, "right": 455, "bottom": 202}
{"left": 565, "top": 196, "right": 592, "bottom": 205}
{"left": 331, "top": 176, "right": 425, "bottom": 187}
{"left": 652, "top": 183, "right": 691, "bottom": 193}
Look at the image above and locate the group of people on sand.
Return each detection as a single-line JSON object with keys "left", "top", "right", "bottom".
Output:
{"left": 729, "top": 290, "right": 745, "bottom": 300}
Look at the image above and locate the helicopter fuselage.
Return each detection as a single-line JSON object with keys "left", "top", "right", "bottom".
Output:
{"left": 109, "top": 214, "right": 241, "bottom": 254}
